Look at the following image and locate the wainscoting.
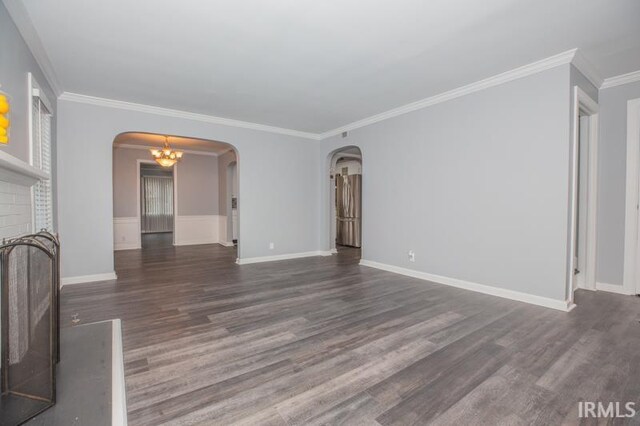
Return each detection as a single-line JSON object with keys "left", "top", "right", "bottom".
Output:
{"left": 218, "top": 214, "right": 234, "bottom": 246}
{"left": 173, "top": 215, "right": 223, "bottom": 246}
{"left": 113, "top": 217, "right": 141, "bottom": 250}
{"left": 114, "top": 215, "right": 225, "bottom": 249}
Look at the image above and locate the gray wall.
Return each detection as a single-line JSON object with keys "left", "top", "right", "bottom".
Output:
{"left": 57, "top": 100, "right": 320, "bottom": 278}
{"left": 319, "top": 65, "right": 572, "bottom": 302}
{"left": 112, "top": 147, "right": 219, "bottom": 218}
{"left": 176, "top": 153, "right": 218, "bottom": 216}
{"left": 0, "top": 2, "right": 58, "bottom": 225}
{"left": 597, "top": 80, "right": 640, "bottom": 286}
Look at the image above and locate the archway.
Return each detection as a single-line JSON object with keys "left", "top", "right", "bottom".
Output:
{"left": 328, "top": 146, "right": 363, "bottom": 259}
{"left": 111, "top": 132, "right": 240, "bottom": 259}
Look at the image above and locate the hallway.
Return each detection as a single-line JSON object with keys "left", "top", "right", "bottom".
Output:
{"left": 61, "top": 245, "right": 640, "bottom": 425}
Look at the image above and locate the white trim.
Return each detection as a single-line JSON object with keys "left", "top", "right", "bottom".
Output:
{"left": 596, "top": 282, "right": 635, "bottom": 296}
{"left": 623, "top": 98, "right": 640, "bottom": 296}
{"left": 61, "top": 272, "right": 117, "bottom": 287}
{"left": 236, "top": 250, "right": 332, "bottom": 265}
{"left": 359, "top": 259, "right": 574, "bottom": 312}
{"left": 56, "top": 49, "right": 600, "bottom": 141}
{"left": 111, "top": 319, "right": 128, "bottom": 426}
{"left": 601, "top": 70, "right": 640, "bottom": 89}
{"left": 319, "top": 49, "right": 578, "bottom": 139}
{"left": 567, "top": 86, "right": 599, "bottom": 304}
{"left": 219, "top": 241, "right": 235, "bottom": 247}
{"left": 570, "top": 49, "right": 604, "bottom": 89}
{"left": 2, "top": 0, "right": 63, "bottom": 96}
{"left": 59, "top": 92, "right": 321, "bottom": 140}
{"left": 27, "top": 72, "right": 54, "bottom": 115}
{"left": 115, "top": 143, "right": 222, "bottom": 157}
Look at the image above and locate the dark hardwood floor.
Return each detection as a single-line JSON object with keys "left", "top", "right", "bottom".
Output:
{"left": 60, "top": 243, "right": 640, "bottom": 425}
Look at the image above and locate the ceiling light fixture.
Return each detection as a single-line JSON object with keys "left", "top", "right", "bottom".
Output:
{"left": 150, "top": 135, "right": 183, "bottom": 167}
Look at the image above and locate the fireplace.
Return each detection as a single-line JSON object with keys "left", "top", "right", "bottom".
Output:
{"left": 0, "top": 232, "right": 60, "bottom": 426}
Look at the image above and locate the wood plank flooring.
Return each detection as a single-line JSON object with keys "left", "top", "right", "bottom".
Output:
{"left": 60, "top": 243, "right": 640, "bottom": 425}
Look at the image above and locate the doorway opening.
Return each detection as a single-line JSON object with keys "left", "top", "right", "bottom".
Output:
{"left": 567, "top": 86, "right": 599, "bottom": 304}
{"left": 139, "top": 162, "right": 175, "bottom": 248}
{"left": 112, "top": 132, "right": 239, "bottom": 255}
{"left": 329, "top": 146, "right": 362, "bottom": 261}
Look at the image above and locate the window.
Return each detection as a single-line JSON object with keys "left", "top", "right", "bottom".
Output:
{"left": 29, "top": 74, "right": 53, "bottom": 232}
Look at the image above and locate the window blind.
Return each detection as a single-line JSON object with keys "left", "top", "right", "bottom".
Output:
{"left": 140, "top": 176, "right": 174, "bottom": 233}
{"left": 32, "top": 96, "right": 53, "bottom": 232}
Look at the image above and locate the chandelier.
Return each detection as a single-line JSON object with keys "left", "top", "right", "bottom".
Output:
{"left": 150, "top": 136, "right": 183, "bottom": 167}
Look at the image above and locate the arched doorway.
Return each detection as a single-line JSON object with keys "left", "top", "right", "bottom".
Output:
{"left": 329, "top": 146, "right": 363, "bottom": 260}
{"left": 111, "top": 132, "right": 240, "bottom": 259}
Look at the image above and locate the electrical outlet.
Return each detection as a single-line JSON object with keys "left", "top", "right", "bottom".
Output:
{"left": 269, "top": 242, "right": 275, "bottom": 250}
{"left": 408, "top": 250, "right": 415, "bottom": 262}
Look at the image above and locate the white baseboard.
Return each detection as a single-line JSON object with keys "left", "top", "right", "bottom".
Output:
{"left": 61, "top": 272, "right": 118, "bottom": 287}
{"left": 113, "top": 217, "right": 141, "bottom": 251}
{"left": 237, "top": 250, "right": 331, "bottom": 265}
{"left": 174, "top": 215, "right": 221, "bottom": 246}
{"left": 111, "top": 319, "right": 128, "bottom": 426}
{"left": 219, "top": 241, "right": 235, "bottom": 247}
{"left": 359, "top": 259, "right": 572, "bottom": 312}
{"left": 596, "top": 282, "right": 634, "bottom": 295}
{"left": 114, "top": 242, "right": 141, "bottom": 251}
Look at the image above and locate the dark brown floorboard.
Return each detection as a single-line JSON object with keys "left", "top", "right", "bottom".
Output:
{"left": 60, "top": 243, "right": 640, "bottom": 425}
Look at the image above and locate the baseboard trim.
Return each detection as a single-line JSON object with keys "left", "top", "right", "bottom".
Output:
{"left": 114, "top": 243, "right": 141, "bottom": 251}
{"left": 173, "top": 240, "right": 218, "bottom": 247}
{"left": 237, "top": 251, "right": 331, "bottom": 265}
{"left": 218, "top": 241, "right": 235, "bottom": 247}
{"left": 111, "top": 319, "right": 128, "bottom": 426}
{"left": 359, "top": 259, "right": 572, "bottom": 312}
{"left": 61, "top": 272, "right": 118, "bottom": 287}
{"left": 596, "top": 282, "right": 634, "bottom": 295}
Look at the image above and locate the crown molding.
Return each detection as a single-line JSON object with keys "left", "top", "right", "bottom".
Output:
{"left": 601, "top": 69, "right": 640, "bottom": 89}
{"left": 570, "top": 49, "right": 603, "bottom": 89}
{"left": 3, "top": 0, "right": 62, "bottom": 96}
{"left": 58, "top": 92, "right": 322, "bottom": 141}
{"left": 319, "top": 49, "right": 579, "bottom": 139}
{"left": 114, "top": 143, "right": 226, "bottom": 157}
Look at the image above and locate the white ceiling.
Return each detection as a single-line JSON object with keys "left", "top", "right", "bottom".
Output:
{"left": 18, "top": 0, "right": 640, "bottom": 133}
{"left": 114, "top": 132, "right": 233, "bottom": 155}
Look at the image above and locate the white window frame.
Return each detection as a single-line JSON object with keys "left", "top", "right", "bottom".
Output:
{"left": 27, "top": 72, "right": 54, "bottom": 232}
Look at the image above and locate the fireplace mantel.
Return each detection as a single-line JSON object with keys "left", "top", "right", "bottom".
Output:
{"left": 0, "top": 149, "right": 49, "bottom": 186}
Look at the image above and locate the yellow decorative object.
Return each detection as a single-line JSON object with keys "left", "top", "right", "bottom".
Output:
{"left": 0, "top": 89, "right": 10, "bottom": 144}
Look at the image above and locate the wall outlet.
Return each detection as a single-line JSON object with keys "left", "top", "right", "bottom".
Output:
{"left": 408, "top": 250, "right": 415, "bottom": 262}
{"left": 269, "top": 242, "right": 275, "bottom": 250}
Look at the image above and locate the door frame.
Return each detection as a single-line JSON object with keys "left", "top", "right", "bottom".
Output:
{"left": 623, "top": 97, "right": 640, "bottom": 295}
{"left": 136, "top": 159, "right": 178, "bottom": 246}
{"left": 567, "top": 86, "right": 599, "bottom": 304}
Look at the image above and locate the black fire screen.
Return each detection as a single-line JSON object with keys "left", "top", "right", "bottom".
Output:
{"left": 0, "top": 233, "right": 59, "bottom": 426}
